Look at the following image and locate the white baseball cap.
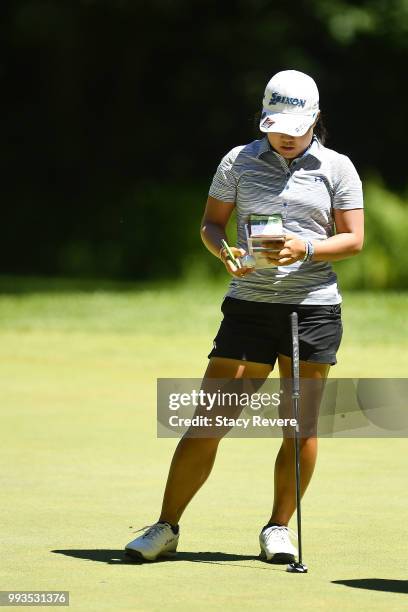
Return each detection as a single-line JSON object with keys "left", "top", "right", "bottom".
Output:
{"left": 260, "top": 70, "right": 319, "bottom": 137}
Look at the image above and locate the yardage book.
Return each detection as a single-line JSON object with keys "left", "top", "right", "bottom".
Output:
{"left": 245, "top": 214, "right": 285, "bottom": 269}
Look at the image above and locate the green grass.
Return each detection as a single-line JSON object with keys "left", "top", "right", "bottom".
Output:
{"left": 1, "top": 277, "right": 408, "bottom": 611}
{"left": 0, "top": 276, "right": 407, "bottom": 375}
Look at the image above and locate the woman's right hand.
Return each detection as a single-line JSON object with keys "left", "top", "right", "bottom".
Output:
{"left": 220, "top": 247, "right": 255, "bottom": 277}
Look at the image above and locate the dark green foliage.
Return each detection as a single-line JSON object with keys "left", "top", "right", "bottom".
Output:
{"left": 1, "top": 1, "right": 407, "bottom": 285}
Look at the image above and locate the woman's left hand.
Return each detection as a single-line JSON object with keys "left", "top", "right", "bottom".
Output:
{"left": 263, "top": 234, "right": 306, "bottom": 266}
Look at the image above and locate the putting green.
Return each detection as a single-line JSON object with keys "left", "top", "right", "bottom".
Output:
{"left": 1, "top": 280, "right": 407, "bottom": 611}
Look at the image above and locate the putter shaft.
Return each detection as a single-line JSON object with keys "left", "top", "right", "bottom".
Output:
{"left": 289, "top": 312, "right": 306, "bottom": 571}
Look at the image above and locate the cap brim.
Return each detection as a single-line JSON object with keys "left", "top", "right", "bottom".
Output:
{"left": 259, "top": 111, "right": 317, "bottom": 137}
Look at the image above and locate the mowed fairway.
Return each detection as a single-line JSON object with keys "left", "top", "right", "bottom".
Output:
{"left": 1, "top": 278, "right": 408, "bottom": 611}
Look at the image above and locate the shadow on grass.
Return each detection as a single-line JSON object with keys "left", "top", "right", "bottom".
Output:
{"left": 332, "top": 579, "right": 408, "bottom": 594}
{"left": 52, "top": 549, "right": 282, "bottom": 571}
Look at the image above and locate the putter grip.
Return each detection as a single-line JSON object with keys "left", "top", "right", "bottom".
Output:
{"left": 290, "top": 312, "right": 300, "bottom": 393}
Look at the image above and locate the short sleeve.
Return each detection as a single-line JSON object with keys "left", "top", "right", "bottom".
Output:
{"left": 332, "top": 154, "right": 364, "bottom": 210}
{"left": 208, "top": 148, "right": 240, "bottom": 203}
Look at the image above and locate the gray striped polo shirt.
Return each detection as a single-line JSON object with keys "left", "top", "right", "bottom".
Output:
{"left": 208, "top": 136, "right": 363, "bottom": 305}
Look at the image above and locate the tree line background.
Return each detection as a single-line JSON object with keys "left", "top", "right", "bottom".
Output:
{"left": 1, "top": 0, "right": 407, "bottom": 288}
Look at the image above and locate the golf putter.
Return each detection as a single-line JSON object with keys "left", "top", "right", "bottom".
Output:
{"left": 287, "top": 312, "right": 308, "bottom": 574}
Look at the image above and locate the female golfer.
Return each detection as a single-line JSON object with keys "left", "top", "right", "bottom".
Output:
{"left": 125, "top": 70, "right": 364, "bottom": 562}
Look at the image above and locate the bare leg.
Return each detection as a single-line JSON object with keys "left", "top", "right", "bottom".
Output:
{"left": 267, "top": 355, "right": 329, "bottom": 526}
{"left": 159, "top": 358, "right": 272, "bottom": 525}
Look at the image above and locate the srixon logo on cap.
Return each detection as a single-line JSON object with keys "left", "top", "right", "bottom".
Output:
{"left": 269, "top": 91, "right": 306, "bottom": 108}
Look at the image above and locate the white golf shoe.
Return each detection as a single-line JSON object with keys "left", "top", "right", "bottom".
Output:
{"left": 125, "top": 522, "right": 179, "bottom": 561}
{"left": 259, "top": 525, "right": 297, "bottom": 564}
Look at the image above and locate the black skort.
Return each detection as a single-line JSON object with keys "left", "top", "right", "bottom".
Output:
{"left": 208, "top": 297, "right": 343, "bottom": 366}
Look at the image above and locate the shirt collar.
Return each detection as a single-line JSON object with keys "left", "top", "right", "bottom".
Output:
{"left": 257, "top": 136, "right": 323, "bottom": 163}
{"left": 256, "top": 137, "right": 271, "bottom": 158}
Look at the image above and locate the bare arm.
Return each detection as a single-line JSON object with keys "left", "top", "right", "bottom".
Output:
{"left": 200, "top": 196, "right": 235, "bottom": 259}
{"left": 200, "top": 196, "right": 253, "bottom": 276}
{"left": 269, "top": 208, "right": 364, "bottom": 265}
{"left": 312, "top": 208, "right": 364, "bottom": 261}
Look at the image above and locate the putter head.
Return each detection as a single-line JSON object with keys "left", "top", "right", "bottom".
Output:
{"left": 287, "top": 561, "right": 308, "bottom": 573}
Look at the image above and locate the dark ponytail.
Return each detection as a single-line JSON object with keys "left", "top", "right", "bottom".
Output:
{"left": 313, "top": 113, "right": 327, "bottom": 145}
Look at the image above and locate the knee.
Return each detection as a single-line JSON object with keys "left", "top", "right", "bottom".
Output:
{"left": 179, "top": 435, "right": 221, "bottom": 453}
{"left": 282, "top": 436, "right": 317, "bottom": 451}
{"left": 299, "top": 436, "right": 318, "bottom": 450}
